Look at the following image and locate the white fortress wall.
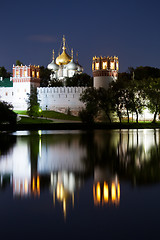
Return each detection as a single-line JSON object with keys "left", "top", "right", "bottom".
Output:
{"left": 0, "top": 86, "right": 86, "bottom": 112}
{"left": 37, "top": 87, "right": 86, "bottom": 112}
{"left": 0, "top": 87, "right": 14, "bottom": 105}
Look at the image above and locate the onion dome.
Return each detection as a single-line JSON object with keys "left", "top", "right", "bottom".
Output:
{"left": 66, "top": 59, "right": 78, "bottom": 70}
{"left": 56, "top": 50, "right": 72, "bottom": 65}
{"left": 47, "top": 49, "right": 59, "bottom": 71}
{"left": 47, "top": 60, "right": 59, "bottom": 71}
{"left": 56, "top": 35, "right": 72, "bottom": 66}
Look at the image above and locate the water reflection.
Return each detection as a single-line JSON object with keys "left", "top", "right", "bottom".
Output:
{"left": 0, "top": 129, "right": 160, "bottom": 218}
{"left": 93, "top": 167, "right": 120, "bottom": 206}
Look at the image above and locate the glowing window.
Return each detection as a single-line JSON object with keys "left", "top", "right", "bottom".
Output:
{"left": 16, "top": 70, "right": 19, "bottom": 76}
{"left": 37, "top": 72, "right": 39, "bottom": 78}
{"left": 32, "top": 71, "right": 35, "bottom": 77}
{"left": 95, "top": 62, "right": 99, "bottom": 70}
{"left": 116, "top": 62, "right": 119, "bottom": 70}
{"left": 110, "top": 62, "right": 115, "bottom": 70}
{"left": 24, "top": 70, "right": 27, "bottom": 77}
{"left": 92, "top": 63, "right": 94, "bottom": 71}
{"left": 103, "top": 61, "right": 107, "bottom": 69}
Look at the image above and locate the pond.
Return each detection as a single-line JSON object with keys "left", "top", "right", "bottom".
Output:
{"left": 0, "top": 129, "right": 160, "bottom": 239}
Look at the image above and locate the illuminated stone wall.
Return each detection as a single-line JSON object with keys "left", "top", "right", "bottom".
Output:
{"left": 0, "top": 85, "right": 86, "bottom": 113}
{"left": 37, "top": 87, "right": 86, "bottom": 113}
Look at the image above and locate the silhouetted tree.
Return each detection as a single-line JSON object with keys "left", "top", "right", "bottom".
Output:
{"left": 40, "top": 66, "right": 52, "bottom": 87}
{"left": 66, "top": 73, "right": 93, "bottom": 87}
{"left": 16, "top": 60, "right": 24, "bottom": 66}
{"left": 27, "top": 87, "right": 40, "bottom": 117}
{"left": 0, "top": 101, "right": 17, "bottom": 124}
{"left": 0, "top": 67, "right": 11, "bottom": 78}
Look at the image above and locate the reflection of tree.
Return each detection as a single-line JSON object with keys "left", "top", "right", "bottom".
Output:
{"left": 116, "top": 144, "right": 160, "bottom": 185}
{"left": 80, "top": 130, "right": 160, "bottom": 185}
{"left": 79, "top": 130, "right": 117, "bottom": 173}
{"left": 0, "top": 134, "right": 16, "bottom": 191}
{"left": 0, "top": 133, "right": 16, "bottom": 156}
{"left": 111, "top": 130, "right": 160, "bottom": 185}
{"left": 28, "top": 132, "right": 39, "bottom": 175}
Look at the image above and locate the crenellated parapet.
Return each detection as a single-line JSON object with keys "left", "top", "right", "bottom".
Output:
{"left": 37, "top": 86, "right": 86, "bottom": 94}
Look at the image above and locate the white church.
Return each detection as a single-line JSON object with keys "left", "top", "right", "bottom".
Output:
{"left": 47, "top": 35, "right": 83, "bottom": 81}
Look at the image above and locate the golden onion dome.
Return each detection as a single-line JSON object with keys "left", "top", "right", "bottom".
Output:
{"left": 56, "top": 49, "right": 72, "bottom": 65}
{"left": 55, "top": 35, "right": 72, "bottom": 65}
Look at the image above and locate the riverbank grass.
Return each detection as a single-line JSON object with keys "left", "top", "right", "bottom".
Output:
{"left": 18, "top": 116, "right": 53, "bottom": 124}
{"left": 15, "top": 110, "right": 80, "bottom": 121}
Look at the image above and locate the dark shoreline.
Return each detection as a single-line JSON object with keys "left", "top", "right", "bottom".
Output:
{"left": 0, "top": 122, "right": 160, "bottom": 131}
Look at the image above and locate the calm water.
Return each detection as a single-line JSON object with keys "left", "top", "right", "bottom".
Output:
{"left": 0, "top": 129, "right": 160, "bottom": 239}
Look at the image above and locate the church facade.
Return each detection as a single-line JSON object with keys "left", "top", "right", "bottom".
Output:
{"left": 47, "top": 36, "right": 83, "bottom": 83}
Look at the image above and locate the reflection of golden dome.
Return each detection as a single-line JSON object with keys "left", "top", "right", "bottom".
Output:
{"left": 56, "top": 49, "right": 72, "bottom": 65}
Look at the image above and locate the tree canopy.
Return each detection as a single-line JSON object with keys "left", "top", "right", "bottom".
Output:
{"left": 40, "top": 66, "right": 52, "bottom": 87}
{"left": 66, "top": 73, "right": 93, "bottom": 87}
{"left": 79, "top": 66, "right": 160, "bottom": 123}
{"left": 0, "top": 67, "right": 11, "bottom": 78}
{"left": 0, "top": 101, "right": 17, "bottom": 125}
{"left": 16, "top": 60, "right": 24, "bottom": 66}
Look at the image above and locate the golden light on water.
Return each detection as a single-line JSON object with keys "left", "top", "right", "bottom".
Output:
{"left": 103, "top": 182, "right": 109, "bottom": 203}
{"left": 118, "top": 183, "right": 120, "bottom": 201}
{"left": 24, "top": 179, "right": 28, "bottom": 194}
{"left": 96, "top": 182, "right": 101, "bottom": 203}
{"left": 63, "top": 199, "right": 66, "bottom": 219}
{"left": 93, "top": 181, "right": 120, "bottom": 206}
{"left": 111, "top": 183, "right": 116, "bottom": 202}
{"left": 32, "top": 177, "right": 35, "bottom": 192}
{"left": 37, "top": 176, "right": 40, "bottom": 196}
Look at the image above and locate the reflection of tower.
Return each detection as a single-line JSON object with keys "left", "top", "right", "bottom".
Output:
{"left": 32, "top": 175, "right": 40, "bottom": 196}
{"left": 92, "top": 56, "right": 119, "bottom": 89}
{"left": 50, "top": 171, "right": 81, "bottom": 219}
{"left": 93, "top": 167, "right": 120, "bottom": 206}
{"left": 12, "top": 131, "right": 41, "bottom": 197}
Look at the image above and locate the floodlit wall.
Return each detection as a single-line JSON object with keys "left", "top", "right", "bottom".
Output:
{"left": 0, "top": 86, "right": 86, "bottom": 113}
{"left": 37, "top": 87, "right": 86, "bottom": 113}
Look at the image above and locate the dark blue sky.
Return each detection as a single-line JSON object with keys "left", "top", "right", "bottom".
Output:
{"left": 1, "top": 0, "right": 160, "bottom": 75}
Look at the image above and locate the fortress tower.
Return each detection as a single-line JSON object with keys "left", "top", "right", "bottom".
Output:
{"left": 92, "top": 56, "right": 119, "bottom": 89}
{"left": 12, "top": 64, "right": 40, "bottom": 109}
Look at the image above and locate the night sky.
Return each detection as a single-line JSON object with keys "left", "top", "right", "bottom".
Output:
{"left": 1, "top": 0, "right": 160, "bottom": 75}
